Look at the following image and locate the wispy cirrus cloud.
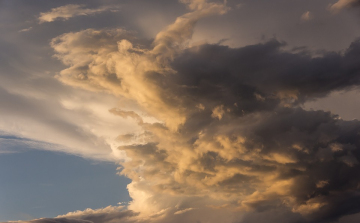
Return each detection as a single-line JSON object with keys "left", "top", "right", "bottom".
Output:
{"left": 38, "top": 4, "right": 117, "bottom": 24}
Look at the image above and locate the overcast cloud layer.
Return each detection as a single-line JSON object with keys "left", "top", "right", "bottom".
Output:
{"left": 3, "top": 0, "right": 360, "bottom": 222}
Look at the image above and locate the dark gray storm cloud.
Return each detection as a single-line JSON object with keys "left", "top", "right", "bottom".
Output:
{"left": 142, "top": 38, "right": 360, "bottom": 140}
{"left": 172, "top": 40, "right": 360, "bottom": 222}
{"left": 170, "top": 39, "right": 360, "bottom": 109}
{"left": 121, "top": 38, "right": 360, "bottom": 222}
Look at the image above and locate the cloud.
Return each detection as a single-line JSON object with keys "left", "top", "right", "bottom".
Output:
{"left": 50, "top": 25, "right": 360, "bottom": 223}
{"left": 18, "top": 27, "right": 32, "bottom": 33}
{"left": 45, "top": 0, "right": 360, "bottom": 218}
{"left": 50, "top": 0, "right": 228, "bottom": 131}
{"left": 301, "top": 11, "right": 312, "bottom": 21}
{"left": 55, "top": 206, "right": 138, "bottom": 223}
{"left": 0, "top": 82, "right": 141, "bottom": 161}
{"left": 14, "top": 219, "right": 93, "bottom": 223}
{"left": 11, "top": 203, "right": 241, "bottom": 223}
{"left": 6, "top": 206, "right": 138, "bottom": 223}
{"left": 8, "top": 0, "right": 360, "bottom": 222}
{"left": 38, "top": 4, "right": 116, "bottom": 23}
{"left": 0, "top": 134, "right": 66, "bottom": 154}
{"left": 329, "top": 0, "right": 360, "bottom": 13}
{"left": 173, "top": 208, "right": 195, "bottom": 215}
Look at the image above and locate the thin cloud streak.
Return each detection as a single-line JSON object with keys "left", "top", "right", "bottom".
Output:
{"left": 38, "top": 4, "right": 118, "bottom": 23}
{"left": 18, "top": 27, "right": 32, "bottom": 32}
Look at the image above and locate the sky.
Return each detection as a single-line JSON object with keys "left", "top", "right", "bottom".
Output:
{"left": 2, "top": 0, "right": 360, "bottom": 222}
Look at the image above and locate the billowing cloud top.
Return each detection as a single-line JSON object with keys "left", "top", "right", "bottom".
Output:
{"left": 5, "top": 0, "right": 360, "bottom": 222}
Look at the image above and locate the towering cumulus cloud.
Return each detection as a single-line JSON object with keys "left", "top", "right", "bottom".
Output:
{"left": 28, "top": 0, "right": 360, "bottom": 222}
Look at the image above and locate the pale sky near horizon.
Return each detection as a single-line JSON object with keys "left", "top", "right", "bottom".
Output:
{"left": 3, "top": 0, "right": 360, "bottom": 223}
